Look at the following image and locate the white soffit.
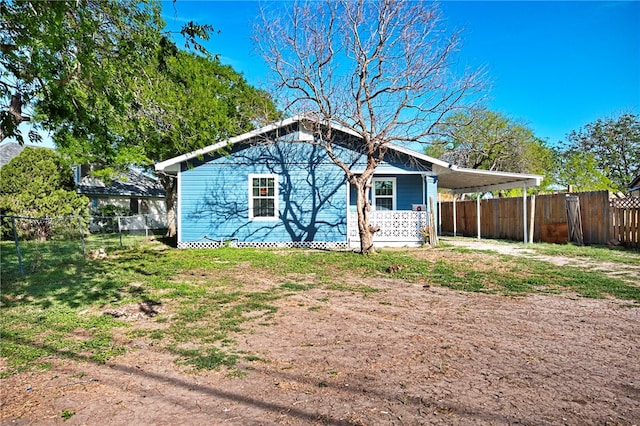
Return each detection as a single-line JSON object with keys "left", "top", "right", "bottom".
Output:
{"left": 433, "top": 164, "right": 543, "bottom": 194}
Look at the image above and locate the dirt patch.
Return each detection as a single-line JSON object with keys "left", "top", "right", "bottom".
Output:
{"left": 2, "top": 276, "right": 639, "bottom": 425}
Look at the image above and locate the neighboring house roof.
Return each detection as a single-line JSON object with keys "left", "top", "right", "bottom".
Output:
{"left": 77, "top": 169, "right": 165, "bottom": 198}
{"left": 629, "top": 174, "right": 640, "bottom": 193}
{"left": 0, "top": 143, "right": 165, "bottom": 198}
{"left": 156, "top": 115, "right": 543, "bottom": 194}
{"left": 0, "top": 142, "right": 25, "bottom": 167}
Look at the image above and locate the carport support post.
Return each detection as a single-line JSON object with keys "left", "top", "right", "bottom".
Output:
{"left": 522, "top": 185, "right": 528, "bottom": 243}
{"left": 529, "top": 195, "right": 536, "bottom": 244}
{"left": 476, "top": 193, "right": 481, "bottom": 239}
{"left": 437, "top": 193, "right": 442, "bottom": 234}
{"left": 452, "top": 195, "right": 457, "bottom": 237}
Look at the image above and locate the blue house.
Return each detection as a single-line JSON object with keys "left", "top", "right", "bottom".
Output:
{"left": 156, "top": 116, "right": 542, "bottom": 249}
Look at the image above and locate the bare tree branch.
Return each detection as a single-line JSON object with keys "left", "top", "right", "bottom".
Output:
{"left": 255, "top": 0, "right": 485, "bottom": 253}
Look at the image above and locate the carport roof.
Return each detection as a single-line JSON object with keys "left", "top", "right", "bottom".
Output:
{"left": 435, "top": 167, "right": 542, "bottom": 194}
{"left": 384, "top": 144, "right": 543, "bottom": 194}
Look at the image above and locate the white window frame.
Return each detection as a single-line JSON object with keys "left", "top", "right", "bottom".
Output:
{"left": 372, "top": 177, "right": 396, "bottom": 211}
{"left": 248, "top": 174, "right": 279, "bottom": 220}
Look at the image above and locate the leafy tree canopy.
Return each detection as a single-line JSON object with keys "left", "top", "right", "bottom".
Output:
{"left": 551, "top": 149, "right": 612, "bottom": 193}
{"left": 1, "top": 0, "right": 219, "bottom": 141}
{"left": 54, "top": 46, "right": 280, "bottom": 172}
{"left": 1, "top": 0, "right": 276, "bottom": 162}
{"left": 51, "top": 41, "right": 281, "bottom": 237}
{"left": 0, "top": 147, "right": 88, "bottom": 219}
{"left": 1, "top": 0, "right": 162, "bottom": 143}
{"left": 426, "top": 109, "right": 554, "bottom": 192}
{"left": 2, "top": 1, "right": 281, "bottom": 236}
{"left": 562, "top": 112, "right": 640, "bottom": 193}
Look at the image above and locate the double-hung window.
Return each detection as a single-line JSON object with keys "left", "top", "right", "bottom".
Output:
{"left": 372, "top": 178, "right": 396, "bottom": 211}
{"left": 249, "top": 174, "right": 278, "bottom": 219}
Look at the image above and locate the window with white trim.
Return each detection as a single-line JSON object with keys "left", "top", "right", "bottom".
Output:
{"left": 248, "top": 174, "right": 278, "bottom": 219}
{"left": 372, "top": 178, "right": 396, "bottom": 211}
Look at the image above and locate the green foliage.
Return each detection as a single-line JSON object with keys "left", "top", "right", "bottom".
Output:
{"left": 324, "top": 283, "right": 380, "bottom": 294}
{"left": 0, "top": 147, "right": 88, "bottom": 239}
{"left": 53, "top": 46, "right": 245, "bottom": 169}
{"left": 280, "top": 282, "right": 312, "bottom": 291}
{"left": 1, "top": 148, "right": 76, "bottom": 194}
{"left": 552, "top": 149, "right": 613, "bottom": 192}
{"left": 531, "top": 242, "right": 640, "bottom": 266}
{"left": 561, "top": 112, "right": 640, "bottom": 193}
{"left": 0, "top": 304, "right": 127, "bottom": 376}
{"left": 2, "top": 0, "right": 281, "bottom": 238}
{"left": 2, "top": 1, "right": 278, "bottom": 167}
{"left": 61, "top": 410, "right": 76, "bottom": 421}
{"left": 427, "top": 109, "right": 553, "bottom": 191}
{"left": 95, "top": 204, "right": 132, "bottom": 218}
{"left": 116, "top": 48, "right": 281, "bottom": 167}
{"left": 0, "top": 0, "right": 164, "bottom": 143}
{"left": 173, "top": 346, "right": 238, "bottom": 371}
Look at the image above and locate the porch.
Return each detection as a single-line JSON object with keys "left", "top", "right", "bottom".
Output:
{"left": 348, "top": 210, "right": 429, "bottom": 247}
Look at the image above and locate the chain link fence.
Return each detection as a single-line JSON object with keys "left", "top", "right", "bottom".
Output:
{"left": 1, "top": 214, "right": 167, "bottom": 277}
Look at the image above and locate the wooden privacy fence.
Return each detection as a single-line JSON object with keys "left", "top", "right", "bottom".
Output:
{"left": 610, "top": 197, "right": 640, "bottom": 249}
{"left": 439, "top": 190, "right": 639, "bottom": 248}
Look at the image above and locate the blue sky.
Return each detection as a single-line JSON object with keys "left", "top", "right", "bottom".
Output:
{"left": 162, "top": 0, "right": 639, "bottom": 147}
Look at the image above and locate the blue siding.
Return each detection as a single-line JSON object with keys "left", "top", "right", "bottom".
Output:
{"left": 378, "top": 154, "right": 432, "bottom": 174}
{"left": 349, "top": 174, "right": 438, "bottom": 212}
{"left": 397, "top": 175, "right": 423, "bottom": 210}
{"left": 177, "top": 126, "right": 441, "bottom": 245}
{"left": 179, "top": 141, "right": 349, "bottom": 244}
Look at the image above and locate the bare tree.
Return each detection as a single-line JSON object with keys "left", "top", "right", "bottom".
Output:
{"left": 255, "top": 0, "right": 483, "bottom": 254}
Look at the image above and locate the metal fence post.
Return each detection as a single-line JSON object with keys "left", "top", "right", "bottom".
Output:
{"left": 77, "top": 217, "right": 87, "bottom": 258}
{"left": 118, "top": 216, "right": 123, "bottom": 248}
{"left": 11, "top": 216, "right": 24, "bottom": 276}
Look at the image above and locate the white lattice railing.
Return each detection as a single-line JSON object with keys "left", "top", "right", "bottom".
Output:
{"left": 348, "top": 210, "right": 428, "bottom": 244}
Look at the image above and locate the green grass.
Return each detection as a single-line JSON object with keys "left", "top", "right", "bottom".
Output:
{"left": 0, "top": 305, "right": 127, "bottom": 377}
{"left": 61, "top": 409, "right": 76, "bottom": 421}
{"left": 1, "top": 238, "right": 638, "bottom": 378}
{"left": 172, "top": 346, "right": 238, "bottom": 370}
{"left": 531, "top": 242, "right": 640, "bottom": 265}
{"left": 280, "top": 282, "right": 313, "bottom": 291}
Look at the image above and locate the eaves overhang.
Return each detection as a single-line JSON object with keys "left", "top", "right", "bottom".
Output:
{"left": 155, "top": 116, "right": 543, "bottom": 193}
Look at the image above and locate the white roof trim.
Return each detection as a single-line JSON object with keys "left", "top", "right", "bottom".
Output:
{"left": 155, "top": 115, "right": 451, "bottom": 173}
{"left": 155, "top": 115, "right": 543, "bottom": 193}
{"left": 155, "top": 116, "right": 303, "bottom": 173}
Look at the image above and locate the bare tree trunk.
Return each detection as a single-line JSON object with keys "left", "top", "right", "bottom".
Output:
{"left": 353, "top": 177, "right": 376, "bottom": 254}
{"left": 159, "top": 174, "right": 177, "bottom": 238}
{"left": 1, "top": 93, "right": 30, "bottom": 143}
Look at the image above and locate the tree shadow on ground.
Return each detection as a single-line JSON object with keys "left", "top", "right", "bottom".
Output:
{"left": 3, "top": 334, "right": 532, "bottom": 425}
{"left": 0, "top": 241, "right": 171, "bottom": 310}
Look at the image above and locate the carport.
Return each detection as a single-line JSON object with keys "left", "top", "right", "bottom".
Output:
{"left": 387, "top": 144, "right": 544, "bottom": 244}
{"left": 431, "top": 161, "right": 543, "bottom": 243}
